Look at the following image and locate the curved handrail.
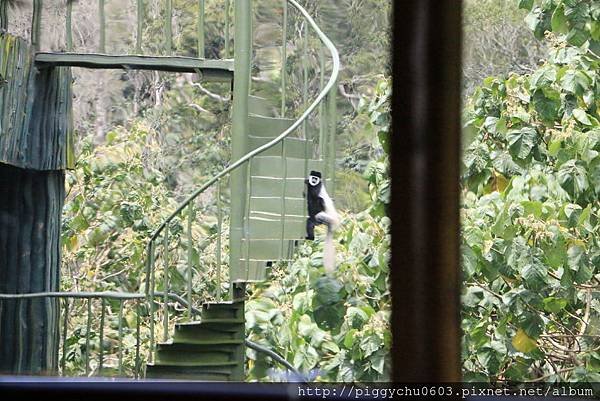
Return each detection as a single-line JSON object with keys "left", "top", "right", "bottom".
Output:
{"left": 146, "top": 0, "right": 340, "bottom": 245}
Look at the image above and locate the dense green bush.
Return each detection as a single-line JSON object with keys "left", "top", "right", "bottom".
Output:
{"left": 461, "top": 0, "right": 600, "bottom": 382}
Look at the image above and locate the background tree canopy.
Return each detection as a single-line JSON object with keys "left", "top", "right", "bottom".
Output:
{"left": 462, "top": 0, "right": 600, "bottom": 382}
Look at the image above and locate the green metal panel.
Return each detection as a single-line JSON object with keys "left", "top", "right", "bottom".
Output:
{"left": 248, "top": 115, "right": 295, "bottom": 138}
{"left": 247, "top": 217, "right": 304, "bottom": 240}
{"left": 0, "top": 34, "right": 75, "bottom": 170}
{"left": 248, "top": 95, "right": 275, "bottom": 117}
{"left": 239, "top": 238, "right": 294, "bottom": 260}
{"left": 250, "top": 176, "right": 304, "bottom": 198}
{"left": 249, "top": 196, "right": 305, "bottom": 216}
{"left": 251, "top": 156, "right": 322, "bottom": 178}
{"left": 248, "top": 136, "right": 312, "bottom": 158}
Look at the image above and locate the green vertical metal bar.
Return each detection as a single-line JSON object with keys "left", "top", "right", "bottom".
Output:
{"left": 134, "top": 301, "right": 141, "bottom": 379}
{"left": 85, "top": 298, "right": 92, "bottom": 376}
{"left": 224, "top": 0, "right": 230, "bottom": 57}
{"left": 61, "top": 298, "right": 69, "bottom": 375}
{"left": 244, "top": 159, "right": 252, "bottom": 277}
{"left": 216, "top": 180, "right": 222, "bottom": 302}
{"left": 302, "top": 23, "right": 309, "bottom": 139}
{"left": 31, "top": 0, "right": 42, "bottom": 50}
{"left": 230, "top": 0, "right": 252, "bottom": 286}
{"left": 0, "top": 0, "right": 7, "bottom": 31}
{"left": 197, "top": 0, "right": 205, "bottom": 58}
{"left": 162, "top": 228, "right": 169, "bottom": 342}
{"left": 165, "top": 0, "right": 172, "bottom": 55}
{"left": 187, "top": 202, "right": 193, "bottom": 320}
{"left": 319, "top": 47, "right": 325, "bottom": 158}
{"left": 98, "top": 0, "right": 105, "bottom": 53}
{"left": 66, "top": 0, "right": 73, "bottom": 51}
{"left": 328, "top": 85, "right": 337, "bottom": 193}
{"left": 99, "top": 298, "right": 105, "bottom": 374}
{"left": 280, "top": 0, "right": 287, "bottom": 116}
{"left": 117, "top": 300, "right": 124, "bottom": 376}
{"left": 136, "top": 0, "right": 143, "bottom": 54}
{"left": 148, "top": 241, "right": 155, "bottom": 364}
{"left": 279, "top": 140, "right": 288, "bottom": 258}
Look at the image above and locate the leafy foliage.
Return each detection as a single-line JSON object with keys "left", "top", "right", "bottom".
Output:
{"left": 461, "top": 1, "right": 600, "bottom": 382}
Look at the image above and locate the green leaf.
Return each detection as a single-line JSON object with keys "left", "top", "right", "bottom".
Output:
{"left": 518, "top": 312, "right": 544, "bottom": 338}
{"left": 561, "top": 70, "right": 591, "bottom": 96}
{"left": 551, "top": 4, "right": 569, "bottom": 34}
{"left": 543, "top": 297, "right": 568, "bottom": 313}
{"left": 512, "top": 328, "right": 538, "bottom": 353}
{"left": 522, "top": 256, "right": 548, "bottom": 290}
{"left": 344, "top": 329, "right": 357, "bottom": 348}
{"left": 507, "top": 127, "right": 538, "bottom": 160}
{"left": 532, "top": 87, "right": 561, "bottom": 124}
{"left": 557, "top": 160, "right": 589, "bottom": 197}
{"left": 573, "top": 108, "right": 592, "bottom": 126}
{"left": 566, "top": 26, "right": 590, "bottom": 47}
{"left": 518, "top": 0, "right": 534, "bottom": 11}
{"left": 530, "top": 65, "right": 557, "bottom": 89}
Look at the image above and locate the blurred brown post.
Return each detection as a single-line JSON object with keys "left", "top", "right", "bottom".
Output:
{"left": 390, "top": 0, "right": 462, "bottom": 382}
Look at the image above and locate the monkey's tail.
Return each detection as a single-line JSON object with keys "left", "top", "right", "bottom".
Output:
{"left": 323, "top": 226, "right": 336, "bottom": 274}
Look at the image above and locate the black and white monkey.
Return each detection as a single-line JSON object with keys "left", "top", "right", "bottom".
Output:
{"left": 304, "top": 171, "right": 340, "bottom": 273}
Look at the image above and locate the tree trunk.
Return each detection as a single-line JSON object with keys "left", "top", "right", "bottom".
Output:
{"left": 0, "top": 163, "right": 64, "bottom": 375}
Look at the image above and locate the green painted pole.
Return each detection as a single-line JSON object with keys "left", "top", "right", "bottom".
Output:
{"left": 134, "top": 302, "right": 141, "bottom": 379}
{"left": 66, "top": 0, "right": 73, "bottom": 51}
{"left": 85, "top": 298, "right": 92, "bottom": 375}
{"left": 136, "top": 0, "right": 143, "bottom": 54}
{"left": 165, "top": 0, "right": 172, "bottom": 55}
{"left": 148, "top": 241, "right": 155, "bottom": 364}
{"left": 319, "top": 47, "right": 325, "bottom": 157}
{"left": 280, "top": 0, "right": 287, "bottom": 116}
{"left": 117, "top": 300, "right": 124, "bottom": 376}
{"left": 197, "top": 0, "right": 205, "bottom": 58}
{"left": 328, "top": 84, "right": 337, "bottom": 193}
{"left": 186, "top": 203, "right": 193, "bottom": 320}
{"left": 99, "top": 298, "right": 105, "bottom": 374}
{"left": 162, "top": 228, "right": 169, "bottom": 341}
{"left": 302, "top": 24, "right": 308, "bottom": 140}
{"left": 61, "top": 299, "right": 69, "bottom": 374}
{"left": 230, "top": 0, "right": 252, "bottom": 284}
{"left": 99, "top": 0, "right": 105, "bottom": 53}
{"left": 224, "top": 0, "right": 230, "bottom": 57}
{"left": 32, "top": 0, "right": 42, "bottom": 50}
{"left": 216, "top": 180, "right": 222, "bottom": 302}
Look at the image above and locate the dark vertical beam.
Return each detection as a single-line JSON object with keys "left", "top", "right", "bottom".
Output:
{"left": 165, "top": 0, "right": 172, "bottom": 55}
{"left": 197, "top": 0, "right": 205, "bottom": 58}
{"left": 0, "top": 0, "right": 8, "bottom": 31}
{"left": 98, "top": 0, "right": 106, "bottom": 53}
{"left": 66, "top": 0, "right": 73, "bottom": 51}
{"left": 390, "top": 0, "right": 462, "bottom": 382}
{"left": 0, "top": 163, "right": 64, "bottom": 375}
{"left": 31, "top": 0, "right": 43, "bottom": 50}
{"left": 136, "top": 0, "right": 143, "bottom": 54}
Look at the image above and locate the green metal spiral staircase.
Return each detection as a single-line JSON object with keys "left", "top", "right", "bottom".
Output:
{"left": 0, "top": 0, "right": 338, "bottom": 380}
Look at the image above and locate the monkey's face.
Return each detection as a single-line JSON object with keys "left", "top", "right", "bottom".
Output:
{"left": 307, "top": 175, "right": 321, "bottom": 187}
